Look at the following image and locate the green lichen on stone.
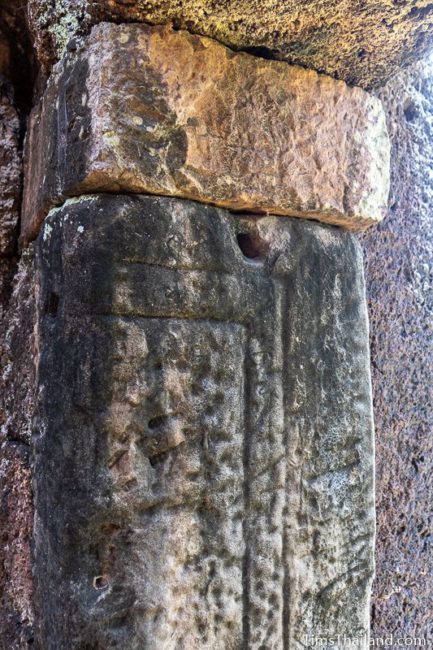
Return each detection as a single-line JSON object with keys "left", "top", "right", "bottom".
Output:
{"left": 30, "top": 0, "right": 91, "bottom": 65}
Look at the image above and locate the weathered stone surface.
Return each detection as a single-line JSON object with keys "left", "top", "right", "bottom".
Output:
{"left": 359, "top": 58, "right": 433, "bottom": 644}
{"left": 0, "top": 80, "right": 21, "bottom": 313}
{"left": 0, "top": 442, "right": 33, "bottom": 649}
{"left": 0, "top": 247, "right": 36, "bottom": 648}
{"left": 1, "top": 246, "right": 37, "bottom": 447}
{"left": 34, "top": 193, "right": 374, "bottom": 649}
{"left": 0, "top": 82, "right": 19, "bottom": 257}
{"left": 21, "top": 23, "right": 390, "bottom": 243}
{"left": 0, "top": 36, "right": 35, "bottom": 645}
{"left": 27, "top": 0, "right": 433, "bottom": 89}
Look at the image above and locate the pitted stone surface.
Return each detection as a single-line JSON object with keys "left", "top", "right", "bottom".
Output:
{"left": 21, "top": 23, "right": 390, "bottom": 243}
{"left": 360, "top": 58, "right": 433, "bottom": 643}
{"left": 0, "top": 84, "right": 19, "bottom": 256}
{"left": 34, "top": 194, "right": 374, "bottom": 649}
{"left": 27, "top": 0, "right": 433, "bottom": 89}
{"left": 0, "top": 247, "right": 36, "bottom": 648}
{"left": 0, "top": 442, "right": 33, "bottom": 649}
{"left": 0, "top": 80, "right": 21, "bottom": 312}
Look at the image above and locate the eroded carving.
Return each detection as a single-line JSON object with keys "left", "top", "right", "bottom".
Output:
{"left": 34, "top": 195, "right": 374, "bottom": 649}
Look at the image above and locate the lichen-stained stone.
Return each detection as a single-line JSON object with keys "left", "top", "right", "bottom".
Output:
{"left": 34, "top": 194, "right": 375, "bottom": 649}
{"left": 27, "top": 0, "right": 433, "bottom": 90}
{"left": 21, "top": 23, "right": 390, "bottom": 243}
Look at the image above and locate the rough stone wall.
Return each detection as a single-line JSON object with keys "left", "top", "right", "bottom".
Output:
{"left": 26, "top": 0, "right": 433, "bottom": 89}
{"left": 359, "top": 58, "right": 433, "bottom": 642}
{"left": 0, "top": 6, "right": 36, "bottom": 645}
{"left": 0, "top": 247, "right": 36, "bottom": 649}
{"left": 0, "top": 80, "right": 20, "bottom": 316}
{"left": 0, "top": 2, "right": 432, "bottom": 648}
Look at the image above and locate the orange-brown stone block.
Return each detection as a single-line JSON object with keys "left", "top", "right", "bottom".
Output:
{"left": 21, "top": 23, "right": 390, "bottom": 243}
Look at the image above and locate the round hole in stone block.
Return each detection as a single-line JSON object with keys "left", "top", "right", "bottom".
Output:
{"left": 236, "top": 233, "right": 266, "bottom": 261}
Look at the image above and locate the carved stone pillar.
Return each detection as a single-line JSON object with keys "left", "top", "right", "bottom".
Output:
{"left": 35, "top": 196, "right": 374, "bottom": 649}
{"left": 23, "top": 22, "right": 389, "bottom": 650}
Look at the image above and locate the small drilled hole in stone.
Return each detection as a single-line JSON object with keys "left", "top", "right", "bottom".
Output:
{"left": 45, "top": 292, "right": 59, "bottom": 316}
{"left": 237, "top": 233, "right": 265, "bottom": 260}
{"left": 93, "top": 575, "right": 109, "bottom": 590}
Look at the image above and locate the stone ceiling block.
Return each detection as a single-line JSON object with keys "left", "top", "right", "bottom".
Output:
{"left": 34, "top": 193, "right": 375, "bottom": 648}
{"left": 28, "top": 0, "right": 433, "bottom": 89}
{"left": 21, "top": 23, "right": 390, "bottom": 243}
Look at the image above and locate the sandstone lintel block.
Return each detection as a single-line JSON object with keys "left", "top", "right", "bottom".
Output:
{"left": 34, "top": 193, "right": 375, "bottom": 649}
{"left": 22, "top": 23, "right": 390, "bottom": 243}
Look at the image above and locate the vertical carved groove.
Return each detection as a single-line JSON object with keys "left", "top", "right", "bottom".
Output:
{"left": 242, "top": 328, "right": 252, "bottom": 649}
{"left": 280, "top": 278, "right": 291, "bottom": 650}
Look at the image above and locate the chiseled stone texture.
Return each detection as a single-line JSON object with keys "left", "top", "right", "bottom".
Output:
{"left": 359, "top": 58, "right": 433, "bottom": 643}
{"left": 27, "top": 0, "right": 433, "bottom": 89}
{"left": 34, "top": 194, "right": 374, "bottom": 649}
{"left": 21, "top": 23, "right": 390, "bottom": 243}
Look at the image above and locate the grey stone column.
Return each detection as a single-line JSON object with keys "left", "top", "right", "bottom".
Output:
{"left": 22, "top": 22, "right": 389, "bottom": 650}
{"left": 34, "top": 196, "right": 375, "bottom": 649}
